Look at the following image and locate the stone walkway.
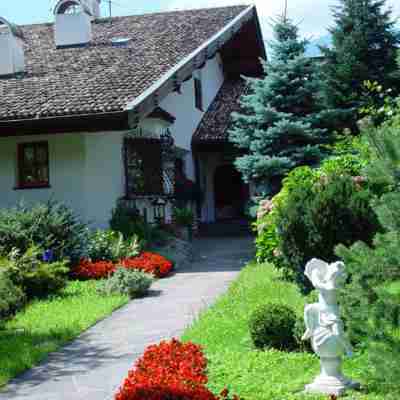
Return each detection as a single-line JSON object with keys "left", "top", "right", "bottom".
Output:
{"left": 0, "top": 236, "right": 254, "bottom": 400}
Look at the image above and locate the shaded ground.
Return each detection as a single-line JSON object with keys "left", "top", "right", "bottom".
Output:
{"left": 0, "top": 236, "right": 254, "bottom": 400}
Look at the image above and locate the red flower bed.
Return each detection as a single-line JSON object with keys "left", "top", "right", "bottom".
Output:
{"left": 115, "top": 339, "right": 241, "bottom": 400}
{"left": 73, "top": 259, "right": 115, "bottom": 280}
{"left": 121, "top": 252, "right": 173, "bottom": 278}
{"left": 73, "top": 252, "right": 173, "bottom": 280}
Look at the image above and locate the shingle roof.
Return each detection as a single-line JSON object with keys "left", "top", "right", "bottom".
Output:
{"left": 0, "top": 6, "right": 247, "bottom": 122}
{"left": 192, "top": 78, "right": 248, "bottom": 143}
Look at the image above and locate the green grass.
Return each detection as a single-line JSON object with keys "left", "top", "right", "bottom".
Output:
{"left": 0, "top": 280, "right": 129, "bottom": 387}
{"left": 182, "top": 263, "right": 396, "bottom": 400}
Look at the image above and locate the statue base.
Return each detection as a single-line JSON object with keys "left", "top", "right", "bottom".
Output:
{"left": 305, "top": 357, "right": 360, "bottom": 397}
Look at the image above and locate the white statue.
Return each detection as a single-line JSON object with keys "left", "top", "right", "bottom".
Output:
{"left": 302, "top": 259, "right": 359, "bottom": 396}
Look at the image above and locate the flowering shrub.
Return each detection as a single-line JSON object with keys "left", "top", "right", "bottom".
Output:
{"left": 73, "top": 259, "right": 115, "bottom": 280}
{"left": 121, "top": 252, "right": 173, "bottom": 278}
{"left": 73, "top": 252, "right": 173, "bottom": 280}
{"left": 115, "top": 339, "right": 241, "bottom": 400}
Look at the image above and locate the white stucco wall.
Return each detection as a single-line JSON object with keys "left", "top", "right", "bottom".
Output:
{"left": 160, "top": 53, "right": 224, "bottom": 152}
{"left": 0, "top": 54, "right": 226, "bottom": 227}
{"left": 0, "top": 131, "right": 125, "bottom": 228}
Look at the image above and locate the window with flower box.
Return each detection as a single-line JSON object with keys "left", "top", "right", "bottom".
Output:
{"left": 17, "top": 142, "right": 50, "bottom": 189}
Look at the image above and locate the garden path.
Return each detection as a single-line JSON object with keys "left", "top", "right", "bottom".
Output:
{"left": 0, "top": 236, "right": 254, "bottom": 400}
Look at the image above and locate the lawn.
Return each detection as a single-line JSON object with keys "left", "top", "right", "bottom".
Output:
{"left": 182, "top": 263, "right": 395, "bottom": 400}
{"left": 0, "top": 280, "right": 129, "bottom": 387}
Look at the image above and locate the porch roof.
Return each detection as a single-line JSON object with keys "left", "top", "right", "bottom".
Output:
{"left": 192, "top": 78, "right": 248, "bottom": 145}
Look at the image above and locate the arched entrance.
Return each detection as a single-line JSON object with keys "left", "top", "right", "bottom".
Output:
{"left": 213, "top": 164, "right": 249, "bottom": 220}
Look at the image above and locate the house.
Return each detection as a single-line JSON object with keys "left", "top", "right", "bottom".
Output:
{"left": 0, "top": 0, "right": 266, "bottom": 228}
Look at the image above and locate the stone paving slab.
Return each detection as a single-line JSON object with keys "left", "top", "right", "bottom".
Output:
{"left": 0, "top": 236, "right": 254, "bottom": 400}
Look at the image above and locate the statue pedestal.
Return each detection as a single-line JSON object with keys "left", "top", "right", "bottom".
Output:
{"left": 305, "top": 357, "right": 360, "bottom": 396}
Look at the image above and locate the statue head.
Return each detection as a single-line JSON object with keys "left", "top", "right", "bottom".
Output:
{"left": 305, "top": 259, "right": 347, "bottom": 291}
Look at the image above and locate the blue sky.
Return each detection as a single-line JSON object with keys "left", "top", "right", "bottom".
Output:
{"left": 1, "top": 0, "right": 399, "bottom": 40}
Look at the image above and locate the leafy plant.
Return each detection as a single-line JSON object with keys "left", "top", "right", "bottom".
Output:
{"left": 1, "top": 245, "right": 69, "bottom": 299}
{"left": 86, "top": 230, "right": 141, "bottom": 262}
{"left": 98, "top": 267, "right": 153, "bottom": 298}
{"left": 173, "top": 207, "right": 194, "bottom": 227}
{"left": 248, "top": 303, "right": 297, "bottom": 351}
{"left": 0, "top": 270, "right": 26, "bottom": 328}
{"left": 0, "top": 201, "right": 88, "bottom": 265}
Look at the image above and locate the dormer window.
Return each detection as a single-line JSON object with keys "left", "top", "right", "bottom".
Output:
{"left": 54, "top": 0, "right": 98, "bottom": 48}
{"left": 0, "top": 17, "right": 25, "bottom": 77}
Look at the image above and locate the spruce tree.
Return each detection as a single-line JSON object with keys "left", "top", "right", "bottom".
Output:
{"left": 229, "top": 17, "right": 328, "bottom": 194}
{"left": 319, "top": 0, "right": 400, "bottom": 131}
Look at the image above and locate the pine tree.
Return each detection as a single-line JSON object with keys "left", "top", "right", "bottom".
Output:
{"left": 319, "top": 0, "right": 400, "bottom": 131}
{"left": 335, "top": 105, "right": 400, "bottom": 391}
{"left": 229, "top": 17, "right": 328, "bottom": 194}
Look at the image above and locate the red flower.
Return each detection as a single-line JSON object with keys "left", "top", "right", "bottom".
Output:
{"left": 72, "top": 259, "right": 115, "bottom": 280}
{"left": 115, "top": 339, "right": 242, "bottom": 400}
{"left": 121, "top": 252, "right": 173, "bottom": 278}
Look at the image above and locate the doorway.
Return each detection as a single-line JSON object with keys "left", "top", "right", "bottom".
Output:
{"left": 213, "top": 164, "right": 249, "bottom": 220}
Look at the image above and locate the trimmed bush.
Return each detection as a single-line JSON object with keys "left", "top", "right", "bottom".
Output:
{"left": 98, "top": 268, "right": 153, "bottom": 298}
{"left": 0, "top": 270, "right": 26, "bottom": 328}
{"left": 248, "top": 303, "right": 297, "bottom": 351}
{"left": 1, "top": 246, "right": 69, "bottom": 299}
{"left": 0, "top": 201, "right": 88, "bottom": 265}
{"left": 275, "top": 173, "right": 381, "bottom": 293}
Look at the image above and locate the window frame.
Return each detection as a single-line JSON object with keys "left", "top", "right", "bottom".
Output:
{"left": 16, "top": 141, "right": 50, "bottom": 189}
{"left": 124, "top": 138, "right": 164, "bottom": 197}
{"left": 194, "top": 77, "right": 204, "bottom": 111}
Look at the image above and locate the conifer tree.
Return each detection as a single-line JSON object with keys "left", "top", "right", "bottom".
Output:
{"left": 229, "top": 17, "right": 328, "bottom": 194}
{"left": 319, "top": 0, "right": 400, "bottom": 131}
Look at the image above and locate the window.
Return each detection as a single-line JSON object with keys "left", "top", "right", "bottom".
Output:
{"left": 124, "top": 138, "right": 163, "bottom": 196}
{"left": 194, "top": 77, "right": 204, "bottom": 111}
{"left": 17, "top": 142, "right": 49, "bottom": 188}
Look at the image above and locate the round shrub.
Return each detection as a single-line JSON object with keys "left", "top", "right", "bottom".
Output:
{"left": 98, "top": 267, "right": 153, "bottom": 298}
{"left": 249, "top": 303, "right": 297, "bottom": 350}
{"left": 275, "top": 173, "right": 381, "bottom": 293}
{"left": 0, "top": 201, "right": 88, "bottom": 265}
{"left": 2, "top": 246, "right": 69, "bottom": 299}
{"left": 0, "top": 270, "right": 26, "bottom": 327}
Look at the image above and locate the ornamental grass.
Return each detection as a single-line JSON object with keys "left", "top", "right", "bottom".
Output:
{"left": 115, "top": 339, "right": 240, "bottom": 400}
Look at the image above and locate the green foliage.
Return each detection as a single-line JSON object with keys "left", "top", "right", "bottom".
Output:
{"left": 319, "top": 0, "right": 400, "bottom": 131}
{"left": 172, "top": 207, "right": 194, "bottom": 227}
{"left": 98, "top": 267, "right": 153, "bottom": 298}
{"left": 229, "top": 17, "right": 329, "bottom": 190}
{"left": 0, "top": 280, "right": 128, "bottom": 387}
{"left": 248, "top": 303, "right": 297, "bottom": 351}
{"left": 334, "top": 105, "right": 400, "bottom": 392}
{"left": 110, "top": 202, "right": 170, "bottom": 246}
{"left": 255, "top": 220, "right": 279, "bottom": 264}
{"left": 0, "top": 201, "right": 88, "bottom": 265}
{"left": 0, "top": 245, "right": 69, "bottom": 299}
{"left": 86, "top": 230, "right": 141, "bottom": 262}
{"left": 0, "top": 270, "right": 26, "bottom": 328}
{"left": 276, "top": 173, "right": 381, "bottom": 292}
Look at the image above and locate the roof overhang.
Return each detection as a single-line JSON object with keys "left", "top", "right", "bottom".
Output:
{"left": 125, "top": 5, "right": 266, "bottom": 127}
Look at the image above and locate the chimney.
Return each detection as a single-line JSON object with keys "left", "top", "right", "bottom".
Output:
{"left": 54, "top": 0, "right": 99, "bottom": 48}
{"left": 0, "top": 17, "right": 25, "bottom": 77}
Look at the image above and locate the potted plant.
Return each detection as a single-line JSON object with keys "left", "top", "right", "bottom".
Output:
{"left": 172, "top": 207, "right": 194, "bottom": 242}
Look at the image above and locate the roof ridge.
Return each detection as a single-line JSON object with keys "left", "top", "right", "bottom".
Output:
{"left": 16, "top": 5, "right": 249, "bottom": 29}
